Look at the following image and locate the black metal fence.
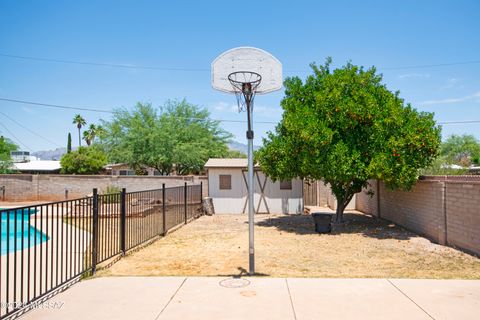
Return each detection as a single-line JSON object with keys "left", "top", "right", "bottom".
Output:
{"left": 0, "top": 183, "right": 203, "bottom": 319}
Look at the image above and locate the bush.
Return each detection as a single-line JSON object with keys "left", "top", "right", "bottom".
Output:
{"left": 100, "top": 185, "right": 122, "bottom": 204}
{"left": 103, "top": 185, "right": 121, "bottom": 194}
{"left": 60, "top": 146, "right": 107, "bottom": 174}
{"left": 419, "top": 156, "right": 468, "bottom": 175}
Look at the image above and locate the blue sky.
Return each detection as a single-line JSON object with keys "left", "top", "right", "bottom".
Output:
{"left": 0, "top": 0, "right": 479, "bottom": 152}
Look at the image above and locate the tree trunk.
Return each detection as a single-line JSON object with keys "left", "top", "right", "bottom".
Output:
{"left": 78, "top": 127, "right": 81, "bottom": 147}
{"left": 332, "top": 192, "right": 354, "bottom": 223}
{"left": 334, "top": 201, "right": 345, "bottom": 223}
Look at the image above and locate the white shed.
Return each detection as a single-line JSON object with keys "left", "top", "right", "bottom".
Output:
{"left": 205, "top": 158, "right": 303, "bottom": 214}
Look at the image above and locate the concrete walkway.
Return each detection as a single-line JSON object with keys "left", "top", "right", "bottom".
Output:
{"left": 21, "top": 277, "right": 479, "bottom": 320}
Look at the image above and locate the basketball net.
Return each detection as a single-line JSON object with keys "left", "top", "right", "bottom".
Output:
{"left": 228, "top": 71, "right": 262, "bottom": 112}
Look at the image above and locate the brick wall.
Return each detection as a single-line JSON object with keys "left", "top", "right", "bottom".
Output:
{"left": 0, "top": 175, "right": 37, "bottom": 201}
{"left": 0, "top": 174, "right": 207, "bottom": 201}
{"left": 355, "top": 180, "right": 379, "bottom": 216}
{"left": 318, "top": 182, "right": 330, "bottom": 207}
{"left": 445, "top": 182, "right": 480, "bottom": 255}
{"left": 355, "top": 178, "right": 480, "bottom": 256}
{"left": 379, "top": 181, "right": 446, "bottom": 244}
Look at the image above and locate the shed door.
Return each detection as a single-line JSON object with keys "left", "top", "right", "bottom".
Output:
{"left": 241, "top": 170, "right": 270, "bottom": 214}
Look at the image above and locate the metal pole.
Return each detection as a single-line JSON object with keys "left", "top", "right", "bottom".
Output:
{"left": 162, "top": 183, "right": 166, "bottom": 235}
{"left": 246, "top": 97, "right": 255, "bottom": 275}
{"left": 92, "top": 188, "right": 99, "bottom": 274}
{"left": 120, "top": 188, "right": 126, "bottom": 255}
{"left": 184, "top": 182, "right": 188, "bottom": 224}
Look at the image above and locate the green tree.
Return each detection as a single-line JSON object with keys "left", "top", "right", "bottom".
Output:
{"left": 440, "top": 134, "right": 480, "bottom": 166}
{"left": 83, "top": 124, "right": 98, "bottom": 146}
{"left": 72, "top": 114, "right": 86, "bottom": 147}
{"left": 99, "top": 100, "right": 232, "bottom": 175}
{"left": 256, "top": 59, "right": 441, "bottom": 223}
{"left": 226, "top": 149, "right": 247, "bottom": 158}
{"left": 0, "top": 136, "right": 18, "bottom": 173}
{"left": 67, "top": 132, "right": 72, "bottom": 153}
{"left": 60, "top": 146, "right": 107, "bottom": 174}
{"left": 419, "top": 155, "right": 468, "bottom": 175}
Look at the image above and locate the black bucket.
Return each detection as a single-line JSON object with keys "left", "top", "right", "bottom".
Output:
{"left": 312, "top": 213, "right": 332, "bottom": 233}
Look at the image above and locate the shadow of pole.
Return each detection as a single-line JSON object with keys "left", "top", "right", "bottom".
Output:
{"left": 255, "top": 212, "right": 415, "bottom": 240}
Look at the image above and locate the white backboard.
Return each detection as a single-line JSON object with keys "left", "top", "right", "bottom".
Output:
{"left": 211, "top": 47, "right": 282, "bottom": 94}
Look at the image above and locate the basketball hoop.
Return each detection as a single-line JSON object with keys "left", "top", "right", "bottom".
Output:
{"left": 211, "top": 47, "right": 282, "bottom": 276}
{"left": 228, "top": 71, "right": 262, "bottom": 112}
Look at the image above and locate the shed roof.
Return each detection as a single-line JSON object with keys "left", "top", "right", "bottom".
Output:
{"left": 204, "top": 158, "right": 259, "bottom": 168}
{"left": 13, "top": 160, "right": 61, "bottom": 172}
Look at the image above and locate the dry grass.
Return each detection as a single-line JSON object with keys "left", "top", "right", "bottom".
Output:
{"left": 98, "top": 211, "right": 480, "bottom": 279}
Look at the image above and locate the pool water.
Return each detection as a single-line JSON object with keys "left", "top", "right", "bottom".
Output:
{"left": 0, "top": 208, "right": 49, "bottom": 255}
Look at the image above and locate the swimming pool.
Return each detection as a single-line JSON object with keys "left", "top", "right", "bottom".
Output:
{"left": 0, "top": 208, "right": 49, "bottom": 255}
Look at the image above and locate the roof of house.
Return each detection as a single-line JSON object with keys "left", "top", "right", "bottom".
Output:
{"left": 104, "top": 163, "right": 129, "bottom": 169}
{"left": 204, "top": 158, "right": 259, "bottom": 168}
{"left": 13, "top": 160, "right": 62, "bottom": 172}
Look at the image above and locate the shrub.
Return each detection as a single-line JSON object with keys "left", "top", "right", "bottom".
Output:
{"left": 60, "top": 146, "right": 107, "bottom": 174}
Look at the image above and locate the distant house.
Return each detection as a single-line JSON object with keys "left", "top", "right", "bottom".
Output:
{"left": 10, "top": 150, "right": 37, "bottom": 163}
{"left": 204, "top": 158, "right": 303, "bottom": 214}
{"left": 104, "top": 163, "right": 137, "bottom": 176}
{"left": 104, "top": 163, "right": 166, "bottom": 176}
{"left": 13, "top": 160, "right": 61, "bottom": 174}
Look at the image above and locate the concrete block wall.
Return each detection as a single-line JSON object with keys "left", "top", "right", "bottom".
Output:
{"left": 317, "top": 182, "right": 330, "bottom": 207}
{"left": 355, "top": 180, "right": 379, "bottom": 216}
{"left": 0, "top": 174, "right": 207, "bottom": 201}
{"left": 197, "top": 175, "right": 208, "bottom": 198}
{"left": 444, "top": 182, "right": 480, "bottom": 255}
{"left": 325, "top": 187, "right": 356, "bottom": 211}
{"left": 355, "top": 178, "right": 480, "bottom": 256}
{"left": 379, "top": 181, "right": 446, "bottom": 244}
{"left": 0, "top": 175, "right": 37, "bottom": 201}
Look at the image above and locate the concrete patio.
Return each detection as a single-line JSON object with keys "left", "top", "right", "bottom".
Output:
{"left": 21, "top": 277, "right": 480, "bottom": 320}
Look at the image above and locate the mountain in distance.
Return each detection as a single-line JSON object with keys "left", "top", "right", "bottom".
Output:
{"left": 32, "top": 148, "right": 67, "bottom": 161}
{"left": 32, "top": 141, "right": 257, "bottom": 161}
{"left": 228, "top": 141, "right": 260, "bottom": 155}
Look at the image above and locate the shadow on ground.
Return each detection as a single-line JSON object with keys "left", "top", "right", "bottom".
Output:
{"left": 234, "top": 267, "right": 269, "bottom": 277}
{"left": 255, "top": 212, "right": 415, "bottom": 240}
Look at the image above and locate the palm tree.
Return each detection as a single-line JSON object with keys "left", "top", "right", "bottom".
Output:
{"left": 72, "top": 114, "right": 86, "bottom": 147}
{"left": 83, "top": 124, "right": 97, "bottom": 146}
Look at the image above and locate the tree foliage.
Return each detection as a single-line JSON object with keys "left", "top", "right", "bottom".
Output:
{"left": 83, "top": 124, "right": 100, "bottom": 146}
{"left": 0, "top": 136, "right": 18, "bottom": 173}
{"left": 67, "top": 132, "right": 72, "bottom": 153}
{"left": 419, "top": 156, "right": 468, "bottom": 175}
{"left": 226, "top": 149, "right": 247, "bottom": 158}
{"left": 72, "top": 114, "right": 86, "bottom": 147}
{"left": 440, "top": 134, "right": 480, "bottom": 166}
{"left": 99, "top": 100, "right": 232, "bottom": 175}
{"left": 60, "top": 146, "right": 107, "bottom": 174}
{"left": 256, "top": 59, "right": 441, "bottom": 222}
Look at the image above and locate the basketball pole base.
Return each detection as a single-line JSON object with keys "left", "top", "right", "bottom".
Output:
{"left": 249, "top": 252, "right": 255, "bottom": 274}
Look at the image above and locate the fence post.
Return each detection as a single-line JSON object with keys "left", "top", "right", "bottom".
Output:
{"left": 184, "top": 182, "right": 188, "bottom": 224}
{"left": 120, "top": 188, "right": 126, "bottom": 255}
{"left": 91, "top": 188, "right": 99, "bottom": 274}
{"left": 376, "top": 180, "right": 381, "bottom": 218}
{"left": 162, "top": 183, "right": 166, "bottom": 235}
{"left": 200, "top": 181, "right": 203, "bottom": 202}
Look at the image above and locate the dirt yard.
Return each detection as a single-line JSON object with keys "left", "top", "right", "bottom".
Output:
{"left": 98, "top": 211, "right": 480, "bottom": 279}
